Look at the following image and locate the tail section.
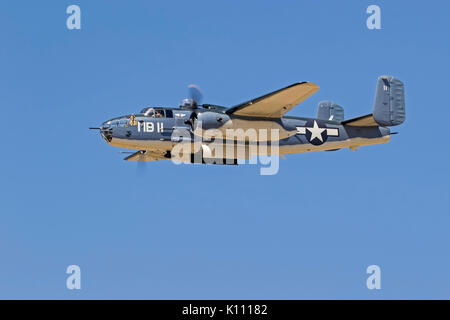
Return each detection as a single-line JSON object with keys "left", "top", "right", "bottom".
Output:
{"left": 372, "top": 76, "right": 405, "bottom": 126}
{"left": 342, "top": 75, "right": 405, "bottom": 127}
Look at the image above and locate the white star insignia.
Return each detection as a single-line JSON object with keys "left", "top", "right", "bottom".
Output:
{"left": 307, "top": 120, "right": 325, "bottom": 142}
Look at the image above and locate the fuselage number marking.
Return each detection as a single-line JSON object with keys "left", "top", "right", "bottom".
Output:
{"left": 137, "top": 122, "right": 164, "bottom": 133}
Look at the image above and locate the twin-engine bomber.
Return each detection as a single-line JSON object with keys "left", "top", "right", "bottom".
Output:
{"left": 91, "top": 76, "right": 405, "bottom": 165}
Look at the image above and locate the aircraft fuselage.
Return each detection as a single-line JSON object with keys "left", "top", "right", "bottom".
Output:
{"left": 99, "top": 108, "right": 390, "bottom": 158}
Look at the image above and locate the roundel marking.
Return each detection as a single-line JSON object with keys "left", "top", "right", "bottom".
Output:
{"left": 296, "top": 119, "right": 339, "bottom": 146}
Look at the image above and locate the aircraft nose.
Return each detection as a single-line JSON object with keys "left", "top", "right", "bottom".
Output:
{"left": 100, "top": 121, "right": 113, "bottom": 142}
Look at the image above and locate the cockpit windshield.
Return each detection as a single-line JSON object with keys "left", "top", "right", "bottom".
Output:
{"left": 139, "top": 107, "right": 173, "bottom": 118}
{"left": 140, "top": 107, "right": 152, "bottom": 115}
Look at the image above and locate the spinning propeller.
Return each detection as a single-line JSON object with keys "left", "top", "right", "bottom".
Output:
{"left": 183, "top": 84, "right": 203, "bottom": 130}
{"left": 187, "top": 84, "right": 203, "bottom": 107}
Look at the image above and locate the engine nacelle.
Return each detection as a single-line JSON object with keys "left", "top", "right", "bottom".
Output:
{"left": 193, "top": 111, "right": 296, "bottom": 142}
{"left": 195, "top": 111, "right": 230, "bottom": 131}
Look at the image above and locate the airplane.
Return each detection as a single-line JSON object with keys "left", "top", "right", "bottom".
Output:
{"left": 91, "top": 75, "right": 405, "bottom": 165}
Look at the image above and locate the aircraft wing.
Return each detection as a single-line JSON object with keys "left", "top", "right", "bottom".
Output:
{"left": 226, "top": 82, "right": 319, "bottom": 118}
{"left": 124, "top": 150, "right": 168, "bottom": 162}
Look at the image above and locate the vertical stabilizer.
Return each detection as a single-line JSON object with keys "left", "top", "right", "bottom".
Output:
{"left": 373, "top": 76, "right": 405, "bottom": 126}
{"left": 317, "top": 101, "right": 344, "bottom": 122}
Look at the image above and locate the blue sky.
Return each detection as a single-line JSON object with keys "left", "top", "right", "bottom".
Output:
{"left": 0, "top": 0, "right": 449, "bottom": 299}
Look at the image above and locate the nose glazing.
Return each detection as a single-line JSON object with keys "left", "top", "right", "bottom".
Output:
{"left": 100, "top": 121, "right": 113, "bottom": 142}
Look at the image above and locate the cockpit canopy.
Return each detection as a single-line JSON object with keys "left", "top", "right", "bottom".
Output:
{"left": 139, "top": 107, "right": 173, "bottom": 118}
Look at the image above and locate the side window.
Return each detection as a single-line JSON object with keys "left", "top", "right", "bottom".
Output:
{"left": 165, "top": 110, "right": 173, "bottom": 118}
{"left": 154, "top": 109, "right": 164, "bottom": 118}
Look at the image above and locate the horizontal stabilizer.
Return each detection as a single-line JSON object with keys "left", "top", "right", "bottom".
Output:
{"left": 341, "top": 114, "right": 378, "bottom": 127}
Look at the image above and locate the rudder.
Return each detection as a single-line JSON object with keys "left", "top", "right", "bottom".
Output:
{"left": 373, "top": 76, "right": 405, "bottom": 126}
{"left": 317, "top": 101, "right": 344, "bottom": 122}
